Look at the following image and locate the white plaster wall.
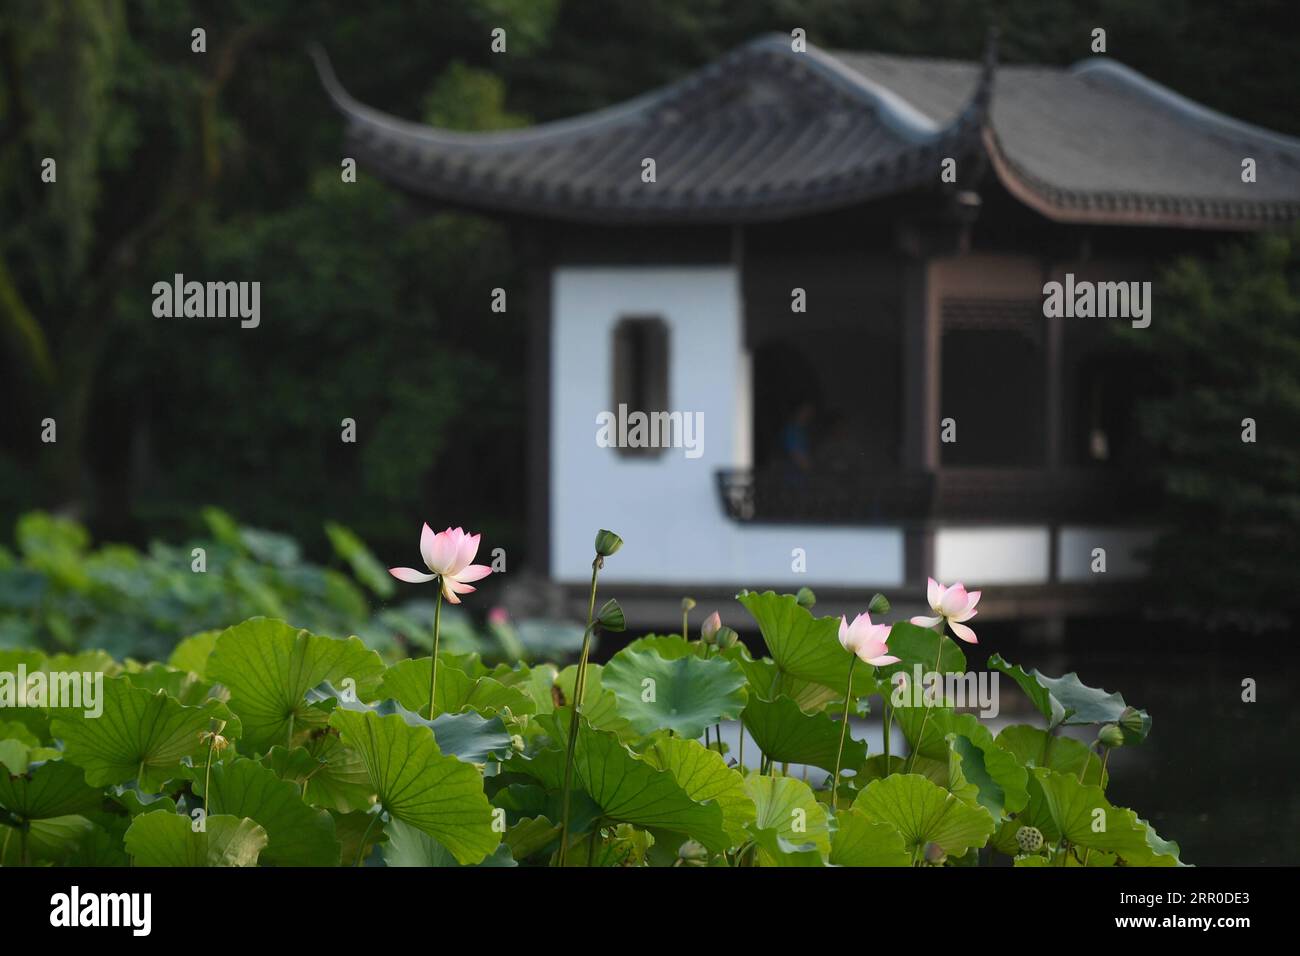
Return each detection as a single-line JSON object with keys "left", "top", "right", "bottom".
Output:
{"left": 550, "top": 266, "right": 904, "bottom": 588}
{"left": 1058, "top": 526, "right": 1154, "bottom": 580}
{"left": 935, "top": 526, "right": 1051, "bottom": 585}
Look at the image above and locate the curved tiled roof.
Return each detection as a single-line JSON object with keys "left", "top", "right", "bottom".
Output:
{"left": 315, "top": 34, "right": 1300, "bottom": 228}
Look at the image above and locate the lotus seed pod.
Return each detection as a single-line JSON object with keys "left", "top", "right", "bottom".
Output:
{"left": 795, "top": 586, "right": 816, "bottom": 609}
{"left": 680, "top": 596, "right": 697, "bottom": 612}
{"left": 677, "top": 840, "right": 709, "bottom": 866}
{"left": 1015, "top": 825, "right": 1044, "bottom": 853}
{"left": 867, "top": 592, "right": 891, "bottom": 615}
{"left": 594, "top": 529, "right": 623, "bottom": 557}
{"left": 1117, "top": 705, "right": 1150, "bottom": 744}
{"left": 714, "top": 626, "right": 739, "bottom": 650}
{"left": 1097, "top": 723, "right": 1125, "bottom": 749}
{"left": 596, "top": 598, "right": 626, "bottom": 632}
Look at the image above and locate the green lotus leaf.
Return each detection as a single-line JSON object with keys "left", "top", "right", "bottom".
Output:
{"left": 383, "top": 817, "right": 517, "bottom": 867}
{"left": 492, "top": 782, "right": 602, "bottom": 838}
{"left": 746, "top": 825, "right": 826, "bottom": 866}
{"left": 111, "top": 786, "right": 178, "bottom": 817}
{"left": 123, "top": 810, "right": 267, "bottom": 867}
{"left": 725, "top": 649, "right": 841, "bottom": 713}
{"left": 988, "top": 655, "right": 1147, "bottom": 732}
{"left": 742, "top": 694, "right": 866, "bottom": 773}
{"left": 330, "top": 808, "right": 389, "bottom": 866}
{"left": 311, "top": 684, "right": 513, "bottom": 765}
{"left": 531, "top": 713, "right": 731, "bottom": 851}
{"left": 503, "top": 815, "right": 562, "bottom": 861}
{"left": 562, "top": 822, "right": 655, "bottom": 867}
{"left": 168, "top": 629, "right": 221, "bottom": 677}
{"left": 744, "top": 774, "right": 830, "bottom": 865}
{"left": 737, "top": 590, "right": 877, "bottom": 694}
{"left": 207, "top": 618, "right": 385, "bottom": 752}
{"left": 51, "top": 676, "right": 237, "bottom": 792}
{"left": 829, "top": 808, "right": 910, "bottom": 866}
{"left": 1033, "top": 768, "right": 1181, "bottom": 865}
{"left": 262, "top": 738, "right": 374, "bottom": 813}
{"left": 553, "top": 665, "right": 632, "bottom": 735}
{"left": 0, "top": 759, "right": 101, "bottom": 819}
{"left": 861, "top": 753, "right": 948, "bottom": 789}
{"left": 379, "top": 657, "right": 535, "bottom": 720}
{"left": 0, "top": 721, "right": 59, "bottom": 774}
{"left": 0, "top": 814, "right": 97, "bottom": 865}
{"left": 995, "top": 724, "right": 1107, "bottom": 787}
{"left": 892, "top": 706, "right": 1028, "bottom": 816}
{"left": 623, "top": 634, "right": 701, "bottom": 659}
{"left": 428, "top": 711, "right": 513, "bottom": 764}
{"left": 603, "top": 647, "right": 748, "bottom": 740}
{"left": 122, "top": 662, "right": 212, "bottom": 705}
{"left": 492, "top": 663, "right": 560, "bottom": 715}
{"left": 329, "top": 707, "right": 500, "bottom": 865}
{"left": 877, "top": 622, "right": 967, "bottom": 679}
{"left": 193, "top": 757, "right": 341, "bottom": 866}
{"left": 1139, "top": 818, "right": 1185, "bottom": 866}
{"left": 852, "top": 773, "right": 995, "bottom": 858}
{"left": 642, "top": 735, "right": 755, "bottom": 844}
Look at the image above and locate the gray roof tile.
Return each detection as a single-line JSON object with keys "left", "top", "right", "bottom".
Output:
{"left": 314, "top": 35, "right": 1300, "bottom": 228}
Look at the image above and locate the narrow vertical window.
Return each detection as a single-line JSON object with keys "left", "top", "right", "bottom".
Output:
{"left": 611, "top": 316, "right": 669, "bottom": 457}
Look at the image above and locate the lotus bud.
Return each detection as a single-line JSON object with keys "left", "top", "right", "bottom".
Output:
{"left": 1097, "top": 723, "right": 1125, "bottom": 749}
{"left": 923, "top": 841, "right": 947, "bottom": 865}
{"left": 1118, "top": 705, "right": 1150, "bottom": 744}
{"left": 1015, "top": 825, "right": 1044, "bottom": 854}
{"left": 510, "top": 734, "right": 525, "bottom": 753}
{"left": 680, "top": 597, "right": 697, "bottom": 612}
{"left": 700, "top": 611, "right": 722, "bottom": 644}
{"left": 867, "top": 593, "right": 891, "bottom": 615}
{"left": 594, "top": 529, "right": 623, "bottom": 557}
{"left": 714, "top": 626, "right": 739, "bottom": 650}
{"left": 677, "top": 840, "right": 709, "bottom": 866}
{"left": 795, "top": 586, "right": 816, "bottom": 609}
{"left": 596, "top": 598, "right": 625, "bottom": 632}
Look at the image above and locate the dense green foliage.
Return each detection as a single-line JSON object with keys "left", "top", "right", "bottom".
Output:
{"left": 0, "top": 510, "right": 581, "bottom": 663}
{"left": 0, "top": 562, "right": 1180, "bottom": 867}
{"left": 1124, "top": 225, "right": 1300, "bottom": 620}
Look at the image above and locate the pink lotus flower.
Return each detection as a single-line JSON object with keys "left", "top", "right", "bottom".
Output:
{"left": 389, "top": 524, "right": 493, "bottom": 604}
{"left": 838, "top": 612, "right": 901, "bottom": 666}
{"left": 911, "top": 577, "right": 981, "bottom": 644}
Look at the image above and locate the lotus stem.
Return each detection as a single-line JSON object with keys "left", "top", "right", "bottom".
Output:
{"left": 203, "top": 735, "right": 218, "bottom": 815}
{"left": 904, "top": 633, "right": 945, "bottom": 773}
{"left": 428, "top": 583, "right": 444, "bottom": 721}
{"left": 557, "top": 557, "right": 602, "bottom": 866}
{"left": 831, "top": 657, "right": 858, "bottom": 811}
{"left": 883, "top": 701, "right": 893, "bottom": 765}
{"left": 355, "top": 810, "right": 382, "bottom": 866}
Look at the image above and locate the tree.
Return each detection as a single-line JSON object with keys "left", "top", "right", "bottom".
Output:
{"left": 1122, "top": 225, "right": 1300, "bottom": 622}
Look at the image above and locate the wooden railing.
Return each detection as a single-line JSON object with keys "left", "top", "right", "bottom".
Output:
{"left": 715, "top": 466, "right": 1154, "bottom": 524}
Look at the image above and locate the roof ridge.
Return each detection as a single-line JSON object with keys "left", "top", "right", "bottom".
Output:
{"left": 310, "top": 33, "right": 987, "bottom": 152}
{"left": 1069, "top": 57, "right": 1300, "bottom": 154}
